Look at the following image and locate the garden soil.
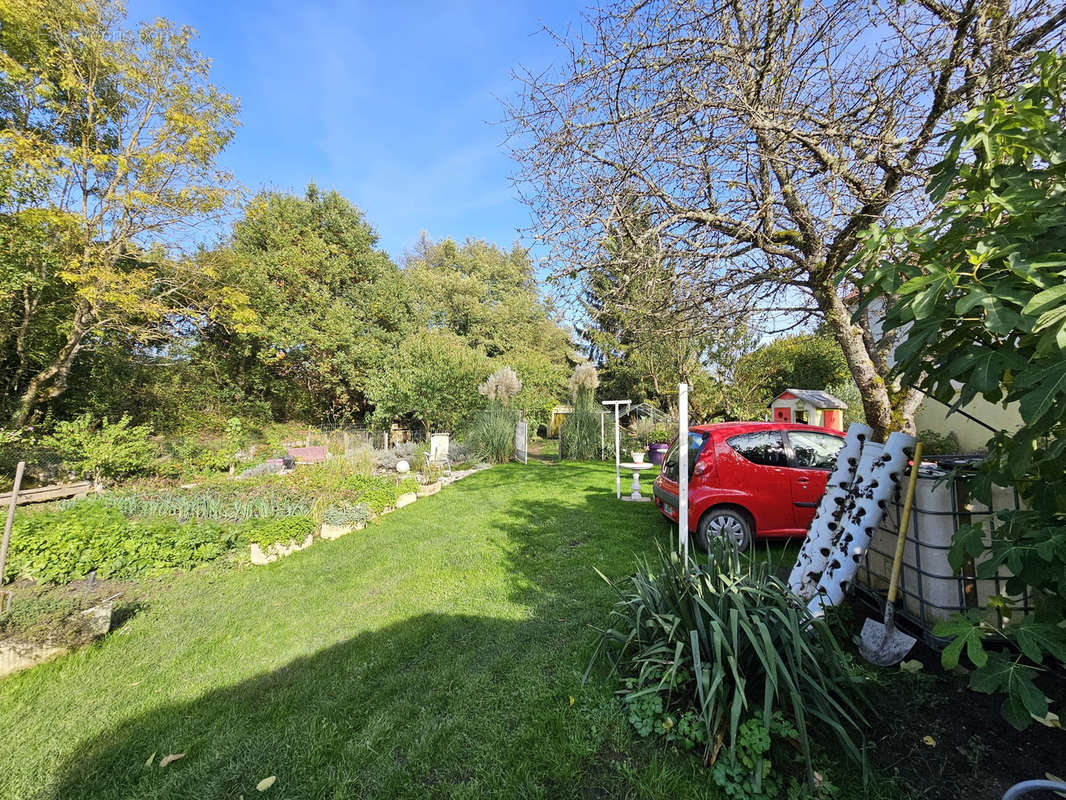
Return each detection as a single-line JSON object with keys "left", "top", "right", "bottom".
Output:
{"left": 865, "top": 632, "right": 1065, "bottom": 799}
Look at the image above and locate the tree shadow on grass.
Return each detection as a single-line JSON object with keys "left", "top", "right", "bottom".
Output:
{"left": 43, "top": 613, "right": 647, "bottom": 800}
{"left": 37, "top": 463, "right": 719, "bottom": 800}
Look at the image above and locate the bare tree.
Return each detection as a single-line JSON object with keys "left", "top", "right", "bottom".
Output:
{"left": 505, "top": 0, "right": 1066, "bottom": 439}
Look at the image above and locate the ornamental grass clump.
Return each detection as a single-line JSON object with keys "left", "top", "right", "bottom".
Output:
{"left": 469, "top": 366, "right": 522, "bottom": 463}
{"left": 560, "top": 362, "right": 601, "bottom": 461}
{"left": 589, "top": 543, "right": 869, "bottom": 785}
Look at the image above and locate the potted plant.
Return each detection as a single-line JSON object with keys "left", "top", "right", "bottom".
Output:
{"left": 647, "top": 426, "right": 674, "bottom": 465}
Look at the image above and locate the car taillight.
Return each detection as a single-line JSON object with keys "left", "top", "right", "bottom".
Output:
{"left": 693, "top": 461, "right": 708, "bottom": 476}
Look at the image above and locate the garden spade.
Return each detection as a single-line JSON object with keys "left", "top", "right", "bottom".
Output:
{"left": 860, "top": 443, "right": 922, "bottom": 666}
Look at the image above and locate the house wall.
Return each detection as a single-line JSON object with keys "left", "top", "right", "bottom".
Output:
{"left": 916, "top": 394, "right": 1023, "bottom": 452}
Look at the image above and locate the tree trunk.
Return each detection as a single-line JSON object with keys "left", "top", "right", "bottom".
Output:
{"left": 12, "top": 303, "right": 92, "bottom": 427}
{"left": 815, "top": 285, "right": 898, "bottom": 441}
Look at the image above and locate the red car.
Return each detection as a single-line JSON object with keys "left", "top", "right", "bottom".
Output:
{"left": 652, "top": 422, "right": 845, "bottom": 551}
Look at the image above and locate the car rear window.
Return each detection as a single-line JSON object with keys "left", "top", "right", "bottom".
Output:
{"left": 662, "top": 431, "right": 708, "bottom": 481}
{"left": 726, "top": 431, "right": 789, "bottom": 467}
{"left": 787, "top": 430, "right": 844, "bottom": 469}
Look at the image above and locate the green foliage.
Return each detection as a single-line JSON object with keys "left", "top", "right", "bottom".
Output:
{"left": 102, "top": 463, "right": 407, "bottom": 520}
{"left": 321, "top": 503, "right": 371, "bottom": 527}
{"left": 560, "top": 408, "right": 601, "bottom": 461}
{"left": 725, "top": 336, "right": 851, "bottom": 422}
{"left": 201, "top": 184, "right": 407, "bottom": 420}
{"left": 857, "top": 52, "right": 1066, "bottom": 728}
{"left": 710, "top": 716, "right": 807, "bottom": 800}
{"left": 238, "top": 516, "right": 315, "bottom": 549}
{"left": 580, "top": 194, "right": 739, "bottom": 418}
{"left": 916, "top": 430, "right": 961, "bottom": 456}
{"left": 646, "top": 426, "right": 675, "bottom": 445}
{"left": 590, "top": 543, "right": 868, "bottom": 780}
{"left": 102, "top": 487, "right": 314, "bottom": 522}
{"left": 466, "top": 402, "right": 518, "bottom": 463}
{"left": 340, "top": 474, "right": 404, "bottom": 514}
{"left": 0, "top": 0, "right": 242, "bottom": 426}
{"left": 42, "top": 413, "right": 156, "bottom": 481}
{"left": 509, "top": 351, "right": 568, "bottom": 431}
{"left": 365, "top": 329, "right": 489, "bottom": 434}
{"left": 404, "top": 235, "right": 571, "bottom": 363}
{"left": 0, "top": 591, "right": 110, "bottom": 647}
{"left": 560, "top": 365, "right": 602, "bottom": 461}
{"left": 5, "top": 501, "right": 239, "bottom": 584}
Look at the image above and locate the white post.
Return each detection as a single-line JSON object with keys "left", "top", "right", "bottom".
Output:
{"left": 601, "top": 400, "right": 631, "bottom": 499}
{"left": 614, "top": 404, "right": 621, "bottom": 499}
{"left": 600, "top": 412, "right": 605, "bottom": 462}
{"left": 678, "top": 383, "right": 689, "bottom": 563}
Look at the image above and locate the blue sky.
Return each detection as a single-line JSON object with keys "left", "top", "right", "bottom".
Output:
{"left": 139, "top": 0, "right": 583, "bottom": 263}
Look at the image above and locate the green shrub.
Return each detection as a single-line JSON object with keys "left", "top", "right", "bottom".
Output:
{"left": 466, "top": 402, "right": 517, "bottom": 463}
{"left": 589, "top": 543, "right": 868, "bottom": 781}
{"left": 916, "top": 430, "right": 961, "bottom": 456}
{"left": 341, "top": 474, "right": 402, "bottom": 514}
{"left": 5, "top": 501, "right": 239, "bottom": 584}
{"left": 321, "top": 503, "right": 371, "bottom": 527}
{"left": 238, "top": 516, "right": 316, "bottom": 549}
{"left": 647, "top": 426, "right": 675, "bottom": 445}
{"left": 42, "top": 413, "right": 156, "bottom": 482}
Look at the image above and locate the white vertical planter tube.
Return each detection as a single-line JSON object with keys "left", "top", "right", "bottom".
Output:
{"left": 788, "top": 423, "right": 872, "bottom": 599}
{"left": 809, "top": 431, "right": 915, "bottom": 614}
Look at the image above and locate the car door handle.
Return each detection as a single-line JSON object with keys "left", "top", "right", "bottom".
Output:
{"left": 796, "top": 476, "right": 809, "bottom": 483}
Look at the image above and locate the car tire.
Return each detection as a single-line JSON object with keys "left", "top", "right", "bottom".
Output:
{"left": 696, "top": 507, "right": 752, "bottom": 552}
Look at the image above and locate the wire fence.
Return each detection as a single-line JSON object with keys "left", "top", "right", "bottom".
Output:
{"left": 854, "top": 471, "right": 1027, "bottom": 646}
{"left": 0, "top": 444, "right": 69, "bottom": 493}
{"left": 293, "top": 426, "right": 427, "bottom": 457}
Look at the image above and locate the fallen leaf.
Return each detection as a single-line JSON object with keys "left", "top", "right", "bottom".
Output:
{"left": 1046, "top": 774, "right": 1066, "bottom": 799}
{"left": 898, "top": 660, "right": 924, "bottom": 673}
{"left": 568, "top": 696, "right": 575, "bottom": 707}
{"left": 256, "top": 776, "right": 277, "bottom": 791}
{"left": 159, "top": 753, "right": 185, "bottom": 768}
{"left": 922, "top": 736, "right": 936, "bottom": 747}
{"left": 144, "top": 751, "right": 156, "bottom": 767}
{"left": 129, "top": 681, "right": 142, "bottom": 687}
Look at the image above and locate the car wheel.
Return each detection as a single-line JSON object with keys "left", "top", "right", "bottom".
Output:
{"left": 697, "top": 507, "right": 752, "bottom": 552}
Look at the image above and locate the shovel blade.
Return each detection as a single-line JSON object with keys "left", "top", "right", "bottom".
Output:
{"left": 859, "top": 617, "right": 917, "bottom": 667}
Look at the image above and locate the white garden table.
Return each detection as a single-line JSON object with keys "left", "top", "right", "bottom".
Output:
{"left": 619, "top": 461, "right": 656, "bottom": 502}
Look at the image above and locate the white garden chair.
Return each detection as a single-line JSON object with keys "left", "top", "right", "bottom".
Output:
{"left": 428, "top": 433, "right": 451, "bottom": 472}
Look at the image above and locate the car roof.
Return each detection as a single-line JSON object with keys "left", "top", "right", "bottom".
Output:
{"left": 689, "top": 421, "right": 845, "bottom": 438}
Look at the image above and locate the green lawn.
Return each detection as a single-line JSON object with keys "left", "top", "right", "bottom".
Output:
{"left": 0, "top": 461, "right": 800, "bottom": 800}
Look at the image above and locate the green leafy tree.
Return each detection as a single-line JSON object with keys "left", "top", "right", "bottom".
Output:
{"left": 722, "top": 334, "right": 852, "bottom": 421}
{"left": 0, "top": 0, "right": 242, "bottom": 425}
{"left": 508, "top": 351, "right": 568, "bottom": 432}
{"left": 365, "top": 330, "right": 489, "bottom": 434}
{"left": 858, "top": 53, "right": 1066, "bottom": 730}
{"left": 404, "top": 235, "right": 570, "bottom": 363}
{"left": 202, "top": 185, "right": 407, "bottom": 422}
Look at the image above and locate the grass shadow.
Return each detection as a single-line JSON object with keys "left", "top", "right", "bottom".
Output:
{"left": 41, "top": 613, "right": 676, "bottom": 799}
